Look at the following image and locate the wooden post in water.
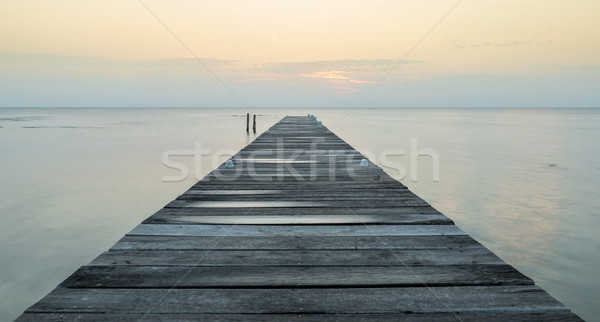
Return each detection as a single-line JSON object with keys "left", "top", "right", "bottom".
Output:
{"left": 246, "top": 113, "right": 249, "bottom": 132}
{"left": 253, "top": 114, "right": 256, "bottom": 133}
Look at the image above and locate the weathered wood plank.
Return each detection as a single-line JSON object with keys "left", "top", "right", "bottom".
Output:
{"left": 61, "top": 265, "right": 532, "bottom": 288}
{"left": 127, "top": 224, "right": 468, "bottom": 237}
{"left": 190, "top": 182, "right": 407, "bottom": 189}
{"left": 16, "top": 312, "right": 585, "bottom": 321}
{"left": 146, "top": 206, "right": 442, "bottom": 216}
{"left": 175, "top": 194, "right": 427, "bottom": 201}
{"left": 200, "top": 175, "right": 395, "bottom": 182}
{"left": 182, "top": 190, "right": 418, "bottom": 197}
{"left": 90, "top": 249, "right": 503, "bottom": 266}
{"left": 201, "top": 176, "right": 392, "bottom": 183}
{"left": 213, "top": 164, "right": 386, "bottom": 169}
{"left": 177, "top": 193, "right": 424, "bottom": 200}
{"left": 110, "top": 235, "right": 484, "bottom": 251}
{"left": 144, "top": 214, "right": 453, "bottom": 225}
{"left": 211, "top": 166, "right": 384, "bottom": 171}
{"left": 26, "top": 286, "right": 570, "bottom": 314}
{"left": 166, "top": 199, "right": 430, "bottom": 208}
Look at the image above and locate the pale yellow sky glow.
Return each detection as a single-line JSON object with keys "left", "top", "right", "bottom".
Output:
{"left": 1, "top": 0, "right": 599, "bottom": 107}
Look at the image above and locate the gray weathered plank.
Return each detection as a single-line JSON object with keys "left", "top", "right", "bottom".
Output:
{"left": 145, "top": 214, "right": 453, "bottom": 225}
{"left": 127, "top": 224, "right": 468, "bottom": 237}
{"left": 16, "top": 312, "right": 584, "bottom": 321}
{"left": 190, "top": 182, "right": 407, "bottom": 189}
{"left": 110, "top": 235, "right": 483, "bottom": 251}
{"left": 146, "top": 206, "right": 442, "bottom": 216}
{"left": 181, "top": 190, "right": 418, "bottom": 197}
{"left": 61, "top": 265, "right": 532, "bottom": 288}
{"left": 90, "top": 249, "right": 504, "bottom": 266}
{"left": 167, "top": 199, "right": 430, "bottom": 208}
{"left": 26, "top": 286, "right": 570, "bottom": 314}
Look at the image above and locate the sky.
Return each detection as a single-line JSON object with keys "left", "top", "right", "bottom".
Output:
{"left": 1, "top": 0, "right": 599, "bottom": 108}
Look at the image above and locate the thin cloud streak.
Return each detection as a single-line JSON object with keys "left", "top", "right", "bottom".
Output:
{"left": 299, "top": 71, "right": 375, "bottom": 84}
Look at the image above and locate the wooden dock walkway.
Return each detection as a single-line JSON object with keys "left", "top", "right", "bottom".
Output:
{"left": 18, "top": 116, "right": 580, "bottom": 320}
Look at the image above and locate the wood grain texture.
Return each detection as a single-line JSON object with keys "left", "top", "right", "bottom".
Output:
{"left": 127, "top": 224, "right": 468, "bottom": 237}
{"left": 61, "top": 265, "right": 532, "bottom": 288}
{"left": 16, "top": 312, "right": 584, "bottom": 321}
{"left": 109, "top": 235, "right": 484, "bottom": 251}
{"left": 90, "top": 248, "right": 504, "bottom": 266}
{"left": 145, "top": 214, "right": 453, "bottom": 225}
{"left": 26, "top": 286, "right": 569, "bottom": 314}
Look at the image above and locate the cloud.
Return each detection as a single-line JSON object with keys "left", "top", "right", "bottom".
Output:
{"left": 299, "top": 70, "right": 375, "bottom": 84}
{"left": 234, "top": 59, "right": 426, "bottom": 96}
{"left": 259, "top": 59, "right": 426, "bottom": 74}
{"left": 0, "top": 52, "right": 422, "bottom": 81}
{"left": 332, "top": 85, "right": 360, "bottom": 95}
{"left": 0, "top": 52, "right": 427, "bottom": 105}
{"left": 558, "top": 65, "right": 600, "bottom": 72}
{"left": 456, "top": 39, "right": 553, "bottom": 50}
{"left": 0, "top": 52, "right": 240, "bottom": 75}
{"left": 0, "top": 52, "right": 236, "bottom": 65}
{"left": 296, "top": 70, "right": 375, "bottom": 96}
{"left": 139, "top": 57, "right": 240, "bottom": 68}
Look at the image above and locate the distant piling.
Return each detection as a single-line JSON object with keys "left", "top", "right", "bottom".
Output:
{"left": 246, "top": 113, "right": 249, "bottom": 132}
{"left": 253, "top": 114, "right": 256, "bottom": 133}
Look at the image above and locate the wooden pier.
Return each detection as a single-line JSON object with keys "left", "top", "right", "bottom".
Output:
{"left": 18, "top": 116, "right": 580, "bottom": 320}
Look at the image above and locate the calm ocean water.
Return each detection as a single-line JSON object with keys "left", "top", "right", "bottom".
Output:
{"left": 1, "top": 108, "right": 598, "bottom": 320}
